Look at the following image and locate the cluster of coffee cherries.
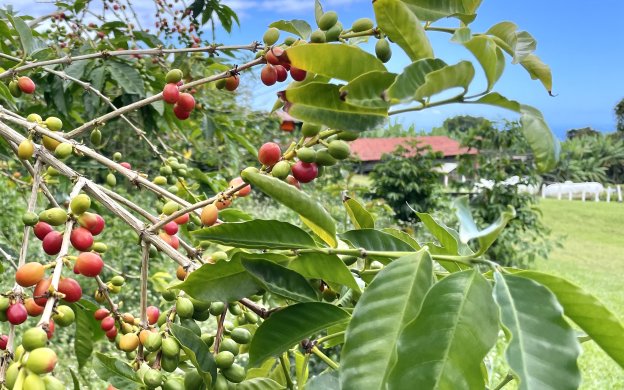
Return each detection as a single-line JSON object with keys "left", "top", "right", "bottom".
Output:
{"left": 6, "top": 76, "right": 36, "bottom": 97}
{"left": 161, "top": 69, "right": 196, "bottom": 120}
{"left": 258, "top": 28, "right": 307, "bottom": 87}
{"left": 17, "top": 114, "right": 70, "bottom": 163}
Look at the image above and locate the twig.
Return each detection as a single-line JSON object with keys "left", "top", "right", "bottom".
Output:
{"left": 493, "top": 373, "right": 514, "bottom": 390}
{"left": 213, "top": 305, "right": 228, "bottom": 354}
{"left": 137, "top": 242, "right": 150, "bottom": 362}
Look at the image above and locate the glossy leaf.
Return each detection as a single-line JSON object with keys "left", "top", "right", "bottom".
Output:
{"left": 286, "top": 82, "right": 387, "bottom": 132}
{"left": 235, "top": 377, "right": 285, "bottom": 390}
{"left": 374, "top": 0, "right": 433, "bottom": 61}
{"left": 249, "top": 302, "right": 350, "bottom": 367}
{"left": 519, "top": 53, "right": 553, "bottom": 94}
{"left": 72, "top": 300, "right": 104, "bottom": 369}
{"left": 307, "top": 371, "right": 340, "bottom": 390}
{"left": 107, "top": 61, "right": 145, "bottom": 95}
{"left": 415, "top": 212, "right": 473, "bottom": 256}
{"left": 93, "top": 352, "right": 142, "bottom": 389}
{"left": 381, "top": 228, "right": 421, "bottom": 250}
{"left": 453, "top": 196, "right": 516, "bottom": 255}
{"left": 493, "top": 273, "right": 581, "bottom": 390}
{"left": 173, "top": 256, "right": 260, "bottom": 302}
{"left": 242, "top": 258, "right": 319, "bottom": 302}
{"left": 339, "top": 229, "right": 414, "bottom": 262}
{"left": 288, "top": 252, "right": 360, "bottom": 292}
{"left": 452, "top": 29, "right": 505, "bottom": 91}
{"left": 341, "top": 252, "right": 433, "bottom": 389}
{"left": 486, "top": 21, "right": 536, "bottom": 64}
{"left": 412, "top": 61, "right": 474, "bottom": 101}
{"left": 241, "top": 169, "right": 336, "bottom": 246}
{"left": 286, "top": 44, "right": 386, "bottom": 82}
{"left": 12, "top": 17, "right": 34, "bottom": 55}
{"left": 269, "top": 20, "right": 311, "bottom": 39}
{"left": 192, "top": 220, "right": 317, "bottom": 249}
{"left": 340, "top": 71, "right": 396, "bottom": 109}
{"left": 516, "top": 271, "right": 624, "bottom": 368}
{"left": 171, "top": 324, "right": 217, "bottom": 385}
{"left": 386, "top": 58, "right": 444, "bottom": 102}
{"left": 218, "top": 208, "right": 253, "bottom": 222}
{"left": 300, "top": 215, "right": 336, "bottom": 248}
{"left": 343, "top": 197, "right": 375, "bottom": 229}
{"left": 387, "top": 271, "right": 498, "bottom": 389}
{"left": 402, "top": 0, "right": 482, "bottom": 24}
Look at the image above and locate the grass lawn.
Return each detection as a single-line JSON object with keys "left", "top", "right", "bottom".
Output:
{"left": 536, "top": 199, "right": 624, "bottom": 389}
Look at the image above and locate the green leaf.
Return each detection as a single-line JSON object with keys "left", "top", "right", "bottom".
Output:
{"left": 218, "top": 208, "right": 253, "bottom": 222}
{"left": 314, "top": 0, "right": 323, "bottom": 25}
{"left": 381, "top": 228, "right": 421, "bottom": 250}
{"left": 415, "top": 212, "right": 472, "bottom": 256}
{"left": 387, "top": 270, "right": 498, "bottom": 389}
{"left": 452, "top": 196, "right": 515, "bottom": 255}
{"left": 235, "top": 377, "right": 285, "bottom": 390}
{"left": 289, "top": 252, "right": 360, "bottom": 292}
{"left": 269, "top": 20, "right": 311, "bottom": 39}
{"left": 107, "top": 61, "right": 145, "bottom": 95}
{"left": 493, "top": 273, "right": 581, "bottom": 390}
{"left": 170, "top": 324, "right": 217, "bottom": 385}
{"left": 249, "top": 302, "right": 350, "bottom": 367}
{"left": 412, "top": 61, "right": 474, "bottom": 101}
{"left": 343, "top": 197, "right": 375, "bottom": 229}
{"left": 341, "top": 252, "right": 433, "bottom": 389}
{"left": 519, "top": 53, "right": 552, "bottom": 94}
{"left": 0, "top": 81, "right": 16, "bottom": 108}
{"left": 374, "top": 0, "right": 433, "bottom": 62}
{"left": 451, "top": 29, "right": 505, "bottom": 92}
{"left": 12, "top": 17, "right": 34, "bottom": 55}
{"left": 286, "top": 44, "right": 386, "bottom": 82}
{"left": 402, "top": 0, "right": 482, "bottom": 24}
{"left": 174, "top": 256, "right": 261, "bottom": 302}
{"left": 72, "top": 303, "right": 98, "bottom": 368}
{"left": 307, "top": 371, "right": 340, "bottom": 390}
{"left": 515, "top": 271, "right": 624, "bottom": 368}
{"left": 240, "top": 169, "right": 336, "bottom": 246}
{"left": 192, "top": 220, "right": 317, "bottom": 249}
{"left": 385, "top": 58, "right": 444, "bottom": 101}
{"left": 486, "top": 22, "right": 536, "bottom": 64}
{"left": 341, "top": 71, "right": 396, "bottom": 109}
{"left": 339, "top": 229, "right": 415, "bottom": 262}
{"left": 242, "top": 258, "right": 319, "bottom": 302}
{"left": 294, "top": 350, "right": 309, "bottom": 387}
{"left": 69, "top": 369, "right": 81, "bottom": 390}
{"left": 93, "top": 352, "right": 142, "bottom": 389}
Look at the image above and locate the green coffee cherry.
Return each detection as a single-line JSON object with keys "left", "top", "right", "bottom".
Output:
{"left": 328, "top": 140, "right": 350, "bottom": 160}
{"left": 271, "top": 161, "right": 291, "bottom": 179}
{"left": 52, "top": 305, "right": 75, "bottom": 327}
{"left": 336, "top": 131, "right": 359, "bottom": 141}
{"left": 228, "top": 302, "right": 242, "bottom": 316}
{"left": 201, "top": 334, "right": 214, "bottom": 348}
{"left": 263, "top": 27, "right": 280, "bottom": 46}
{"left": 45, "top": 117, "right": 63, "bottom": 131}
{"left": 230, "top": 328, "right": 251, "bottom": 344}
{"left": 310, "top": 29, "right": 326, "bottom": 43}
{"left": 296, "top": 147, "right": 317, "bottom": 163}
{"left": 145, "top": 332, "right": 162, "bottom": 352}
{"left": 22, "top": 212, "right": 39, "bottom": 226}
{"left": 301, "top": 122, "right": 322, "bottom": 137}
{"left": 215, "top": 351, "right": 235, "bottom": 369}
{"left": 160, "top": 165, "right": 173, "bottom": 176}
{"left": 90, "top": 129, "right": 102, "bottom": 145}
{"left": 111, "top": 275, "right": 125, "bottom": 286}
{"left": 176, "top": 297, "right": 194, "bottom": 319}
{"left": 161, "top": 337, "right": 180, "bottom": 357}
{"left": 284, "top": 37, "right": 297, "bottom": 46}
{"left": 221, "top": 363, "right": 245, "bottom": 383}
{"left": 352, "top": 17, "right": 374, "bottom": 32}
{"left": 165, "top": 69, "right": 183, "bottom": 84}
{"left": 9, "top": 80, "right": 22, "bottom": 97}
{"left": 244, "top": 311, "right": 259, "bottom": 324}
{"left": 325, "top": 22, "right": 343, "bottom": 42}
{"left": 106, "top": 173, "right": 117, "bottom": 187}
{"left": 318, "top": 11, "right": 338, "bottom": 30}
{"left": 144, "top": 368, "right": 163, "bottom": 389}
{"left": 219, "top": 338, "right": 239, "bottom": 356}
{"left": 209, "top": 302, "right": 225, "bottom": 316}
{"left": 113, "top": 152, "right": 122, "bottom": 161}
{"left": 315, "top": 148, "right": 337, "bottom": 166}
{"left": 153, "top": 176, "right": 168, "bottom": 185}
{"left": 375, "top": 38, "right": 392, "bottom": 63}
{"left": 183, "top": 370, "right": 203, "bottom": 390}
{"left": 22, "top": 327, "right": 48, "bottom": 351}
{"left": 162, "top": 201, "right": 179, "bottom": 216}
{"left": 160, "top": 354, "right": 179, "bottom": 373}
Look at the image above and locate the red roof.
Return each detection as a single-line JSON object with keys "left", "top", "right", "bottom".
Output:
{"left": 349, "top": 136, "right": 476, "bottom": 161}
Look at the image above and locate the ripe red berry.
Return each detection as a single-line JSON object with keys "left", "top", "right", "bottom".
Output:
{"left": 34, "top": 222, "right": 53, "bottom": 241}
{"left": 94, "top": 308, "right": 110, "bottom": 320}
{"left": 174, "top": 213, "right": 189, "bottom": 225}
{"left": 78, "top": 212, "right": 105, "bottom": 236}
{"left": 261, "top": 64, "right": 278, "bottom": 86}
{"left": 0, "top": 335, "right": 8, "bottom": 350}
{"left": 163, "top": 221, "right": 179, "bottom": 235}
{"left": 173, "top": 103, "right": 191, "bottom": 120}
{"left": 286, "top": 175, "right": 301, "bottom": 189}
{"left": 58, "top": 277, "right": 82, "bottom": 303}
{"left": 34, "top": 278, "right": 52, "bottom": 306}
{"left": 24, "top": 298, "right": 44, "bottom": 317}
{"left": 177, "top": 93, "right": 195, "bottom": 112}
{"left": 225, "top": 75, "right": 240, "bottom": 91}
{"left": 275, "top": 65, "right": 288, "bottom": 82}
{"left": 159, "top": 232, "right": 180, "bottom": 250}
{"left": 229, "top": 177, "right": 251, "bottom": 197}
{"left": 46, "top": 320, "right": 55, "bottom": 339}
{"left": 290, "top": 66, "right": 307, "bottom": 82}
{"left": 291, "top": 161, "right": 318, "bottom": 183}
{"left": 71, "top": 227, "right": 94, "bottom": 251}
{"left": 17, "top": 76, "right": 36, "bottom": 94}
{"left": 120, "top": 162, "right": 131, "bottom": 169}
{"left": 106, "top": 327, "right": 118, "bottom": 340}
{"left": 266, "top": 47, "right": 285, "bottom": 65}
{"left": 42, "top": 231, "right": 63, "bottom": 255}
{"left": 258, "top": 142, "right": 281, "bottom": 166}
{"left": 101, "top": 316, "right": 115, "bottom": 331}
{"left": 7, "top": 303, "right": 28, "bottom": 325}
{"left": 75, "top": 252, "right": 104, "bottom": 277}
{"left": 146, "top": 306, "right": 160, "bottom": 325}
{"left": 162, "top": 83, "right": 180, "bottom": 104}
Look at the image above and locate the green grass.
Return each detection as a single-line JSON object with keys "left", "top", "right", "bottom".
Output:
{"left": 536, "top": 199, "right": 624, "bottom": 389}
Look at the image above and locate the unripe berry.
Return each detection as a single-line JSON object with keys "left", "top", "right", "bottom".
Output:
{"left": 52, "top": 305, "right": 75, "bottom": 327}
{"left": 106, "top": 172, "right": 117, "bottom": 186}
{"left": 45, "top": 116, "right": 63, "bottom": 131}
{"left": 58, "top": 277, "right": 82, "bottom": 303}
{"left": 310, "top": 29, "right": 326, "bottom": 43}
{"left": 42, "top": 231, "right": 63, "bottom": 255}
{"left": 165, "top": 69, "right": 183, "bottom": 84}
{"left": 38, "top": 207, "right": 68, "bottom": 226}
{"left": 262, "top": 27, "right": 280, "bottom": 46}
{"left": 215, "top": 351, "right": 235, "bottom": 369}
{"left": 26, "top": 347, "right": 58, "bottom": 374}
{"left": 17, "top": 139, "right": 34, "bottom": 160}
{"left": 162, "top": 201, "right": 179, "bottom": 216}
{"left": 7, "top": 303, "right": 28, "bottom": 325}
{"left": 200, "top": 204, "right": 218, "bottom": 226}
{"left": 301, "top": 122, "right": 321, "bottom": 137}
{"left": 328, "top": 140, "right": 351, "bottom": 159}
{"left": 71, "top": 227, "right": 94, "bottom": 251}
{"left": 22, "top": 327, "right": 48, "bottom": 351}
{"left": 176, "top": 265, "right": 188, "bottom": 281}
{"left": 177, "top": 93, "right": 195, "bottom": 111}
{"left": 54, "top": 142, "right": 73, "bottom": 159}
{"left": 318, "top": 11, "right": 338, "bottom": 30}
{"left": 272, "top": 161, "right": 291, "bottom": 179}
{"left": 175, "top": 297, "right": 194, "bottom": 319}
{"left": 17, "top": 76, "right": 36, "bottom": 94}
{"left": 375, "top": 38, "right": 392, "bottom": 63}
{"left": 15, "top": 262, "right": 45, "bottom": 287}
{"left": 162, "top": 83, "right": 180, "bottom": 104}
{"left": 290, "top": 66, "right": 307, "bottom": 81}
{"left": 70, "top": 194, "right": 91, "bottom": 215}
{"left": 352, "top": 17, "right": 374, "bottom": 32}
{"left": 291, "top": 161, "right": 318, "bottom": 183}
{"left": 76, "top": 252, "right": 104, "bottom": 277}
{"left": 8, "top": 80, "right": 21, "bottom": 97}
{"left": 229, "top": 177, "right": 251, "bottom": 197}
{"left": 24, "top": 372, "right": 46, "bottom": 389}
{"left": 25, "top": 298, "right": 44, "bottom": 316}
{"left": 258, "top": 142, "right": 281, "bottom": 166}
{"left": 261, "top": 64, "right": 278, "bottom": 86}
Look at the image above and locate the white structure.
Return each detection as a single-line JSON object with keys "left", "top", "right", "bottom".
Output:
{"left": 541, "top": 181, "right": 623, "bottom": 202}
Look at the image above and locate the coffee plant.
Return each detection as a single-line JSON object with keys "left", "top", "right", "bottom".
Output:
{"left": 0, "top": 1, "right": 622, "bottom": 389}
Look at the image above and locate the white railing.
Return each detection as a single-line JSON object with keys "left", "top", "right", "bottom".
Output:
{"left": 540, "top": 181, "right": 623, "bottom": 202}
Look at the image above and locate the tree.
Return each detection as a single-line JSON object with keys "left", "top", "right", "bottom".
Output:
{"left": 441, "top": 115, "right": 492, "bottom": 139}
{"left": 0, "top": 1, "right": 622, "bottom": 390}
{"left": 616, "top": 97, "right": 624, "bottom": 133}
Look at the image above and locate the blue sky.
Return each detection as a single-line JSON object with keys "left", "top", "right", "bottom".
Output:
{"left": 10, "top": 0, "right": 624, "bottom": 138}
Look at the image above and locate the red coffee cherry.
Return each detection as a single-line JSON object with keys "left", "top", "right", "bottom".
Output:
{"left": 58, "top": 277, "right": 82, "bottom": 303}
{"left": 94, "top": 308, "right": 110, "bottom": 320}
{"left": 33, "top": 278, "right": 52, "bottom": 306}
{"left": 173, "top": 103, "right": 191, "bottom": 120}
{"left": 34, "top": 222, "right": 53, "bottom": 241}
{"left": 100, "top": 316, "right": 115, "bottom": 331}
{"left": 77, "top": 212, "right": 105, "bottom": 236}
{"left": 7, "top": 303, "right": 28, "bottom": 325}
{"left": 261, "top": 64, "right": 278, "bottom": 86}
{"left": 75, "top": 252, "right": 104, "bottom": 277}
{"left": 275, "top": 65, "right": 288, "bottom": 82}
{"left": 17, "top": 76, "right": 36, "bottom": 94}
{"left": 291, "top": 161, "right": 318, "bottom": 183}
{"left": 225, "top": 75, "right": 240, "bottom": 91}
{"left": 70, "top": 227, "right": 94, "bottom": 251}
{"left": 286, "top": 175, "right": 301, "bottom": 189}
{"left": 163, "top": 221, "right": 179, "bottom": 236}
{"left": 290, "top": 66, "right": 307, "bottom": 81}
{"left": 0, "top": 335, "right": 8, "bottom": 350}
{"left": 159, "top": 232, "right": 180, "bottom": 250}
{"left": 258, "top": 142, "right": 281, "bottom": 166}
{"left": 265, "top": 47, "right": 285, "bottom": 65}
{"left": 24, "top": 298, "right": 44, "bottom": 317}
{"left": 229, "top": 177, "right": 251, "bottom": 197}
{"left": 120, "top": 162, "right": 132, "bottom": 170}
{"left": 174, "top": 213, "right": 189, "bottom": 225}
{"left": 42, "top": 231, "right": 63, "bottom": 255}
{"left": 177, "top": 93, "right": 195, "bottom": 112}
{"left": 162, "top": 83, "right": 180, "bottom": 104}
{"left": 146, "top": 306, "right": 160, "bottom": 325}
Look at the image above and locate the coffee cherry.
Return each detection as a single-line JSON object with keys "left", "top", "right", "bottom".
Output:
{"left": 26, "top": 347, "right": 57, "bottom": 374}
{"left": 16, "top": 262, "right": 45, "bottom": 287}
{"left": 54, "top": 142, "right": 73, "bottom": 159}
{"left": 271, "top": 160, "right": 291, "bottom": 179}
{"left": 258, "top": 142, "right": 281, "bottom": 166}
{"left": 310, "top": 29, "right": 326, "bottom": 43}
{"left": 22, "top": 211, "right": 39, "bottom": 226}
{"left": 113, "top": 152, "right": 122, "bottom": 161}
{"left": 146, "top": 306, "right": 160, "bottom": 325}
{"left": 165, "top": 69, "right": 183, "bottom": 84}
{"left": 17, "top": 139, "right": 34, "bottom": 160}
{"left": 43, "top": 376, "right": 65, "bottom": 390}
{"left": 111, "top": 275, "right": 125, "bottom": 287}
{"left": 177, "top": 93, "right": 195, "bottom": 111}
{"left": 229, "top": 177, "right": 251, "bottom": 197}
{"left": 58, "top": 277, "right": 82, "bottom": 303}
{"left": 176, "top": 297, "right": 194, "bottom": 319}
{"left": 45, "top": 116, "right": 63, "bottom": 131}
{"left": 71, "top": 227, "right": 94, "bottom": 251}
{"left": 76, "top": 252, "right": 104, "bottom": 277}
{"left": 275, "top": 65, "right": 288, "bottom": 82}
{"left": 94, "top": 308, "right": 110, "bottom": 320}
{"left": 52, "top": 305, "right": 75, "bottom": 327}
{"left": 17, "top": 76, "right": 36, "bottom": 94}
{"left": 261, "top": 64, "right": 278, "bottom": 86}
{"left": 328, "top": 140, "right": 351, "bottom": 159}
{"left": 176, "top": 265, "right": 188, "bottom": 281}
{"left": 296, "top": 147, "right": 317, "bottom": 163}
{"left": 91, "top": 128, "right": 102, "bottom": 145}
{"left": 290, "top": 66, "right": 307, "bottom": 81}
{"left": 120, "top": 162, "right": 131, "bottom": 170}
{"left": 222, "top": 363, "right": 245, "bottom": 383}
{"left": 200, "top": 204, "right": 218, "bottom": 226}
{"left": 144, "top": 368, "right": 163, "bottom": 388}
{"left": 42, "top": 135, "right": 61, "bottom": 152}
{"left": 162, "top": 83, "right": 180, "bottom": 104}
{"left": 0, "top": 335, "right": 7, "bottom": 350}
{"left": 8, "top": 80, "right": 21, "bottom": 97}
{"left": 173, "top": 103, "right": 191, "bottom": 120}
{"left": 225, "top": 75, "right": 240, "bottom": 91}
{"left": 161, "top": 337, "right": 180, "bottom": 357}
{"left": 215, "top": 351, "right": 235, "bottom": 369}
{"left": 325, "top": 22, "right": 343, "bottom": 42}
{"left": 291, "top": 161, "right": 318, "bottom": 183}
{"left": 26, "top": 113, "right": 42, "bottom": 123}
{"left": 336, "top": 130, "right": 359, "bottom": 141}
{"left": 70, "top": 194, "right": 91, "bottom": 215}
{"left": 34, "top": 222, "right": 53, "bottom": 241}
{"left": 7, "top": 303, "right": 28, "bottom": 325}
{"left": 315, "top": 148, "right": 337, "bottom": 166}
{"left": 263, "top": 27, "right": 280, "bottom": 45}
{"left": 209, "top": 301, "right": 225, "bottom": 316}
{"left": 230, "top": 328, "right": 251, "bottom": 344}
{"left": 174, "top": 213, "right": 189, "bottom": 225}
{"left": 318, "top": 11, "right": 338, "bottom": 30}
{"left": 214, "top": 198, "right": 231, "bottom": 210}
{"left": 265, "top": 46, "right": 284, "bottom": 65}
{"left": 78, "top": 212, "right": 105, "bottom": 235}
{"left": 39, "top": 207, "right": 68, "bottom": 226}
{"left": 375, "top": 38, "right": 392, "bottom": 63}
{"left": 162, "top": 201, "right": 180, "bottom": 216}
{"left": 24, "top": 372, "right": 46, "bottom": 389}
{"left": 42, "top": 231, "right": 63, "bottom": 255}
{"left": 286, "top": 175, "right": 301, "bottom": 189}
{"left": 25, "top": 298, "right": 44, "bottom": 316}
{"left": 163, "top": 221, "right": 179, "bottom": 235}
{"left": 159, "top": 232, "right": 180, "bottom": 249}
{"left": 22, "top": 327, "right": 48, "bottom": 351}
{"left": 284, "top": 36, "right": 297, "bottom": 46}
{"left": 101, "top": 316, "right": 115, "bottom": 331}
{"left": 119, "top": 333, "right": 139, "bottom": 352}
{"left": 106, "top": 172, "right": 117, "bottom": 186}
{"left": 33, "top": 278, "right": 52, "bottom": 306}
